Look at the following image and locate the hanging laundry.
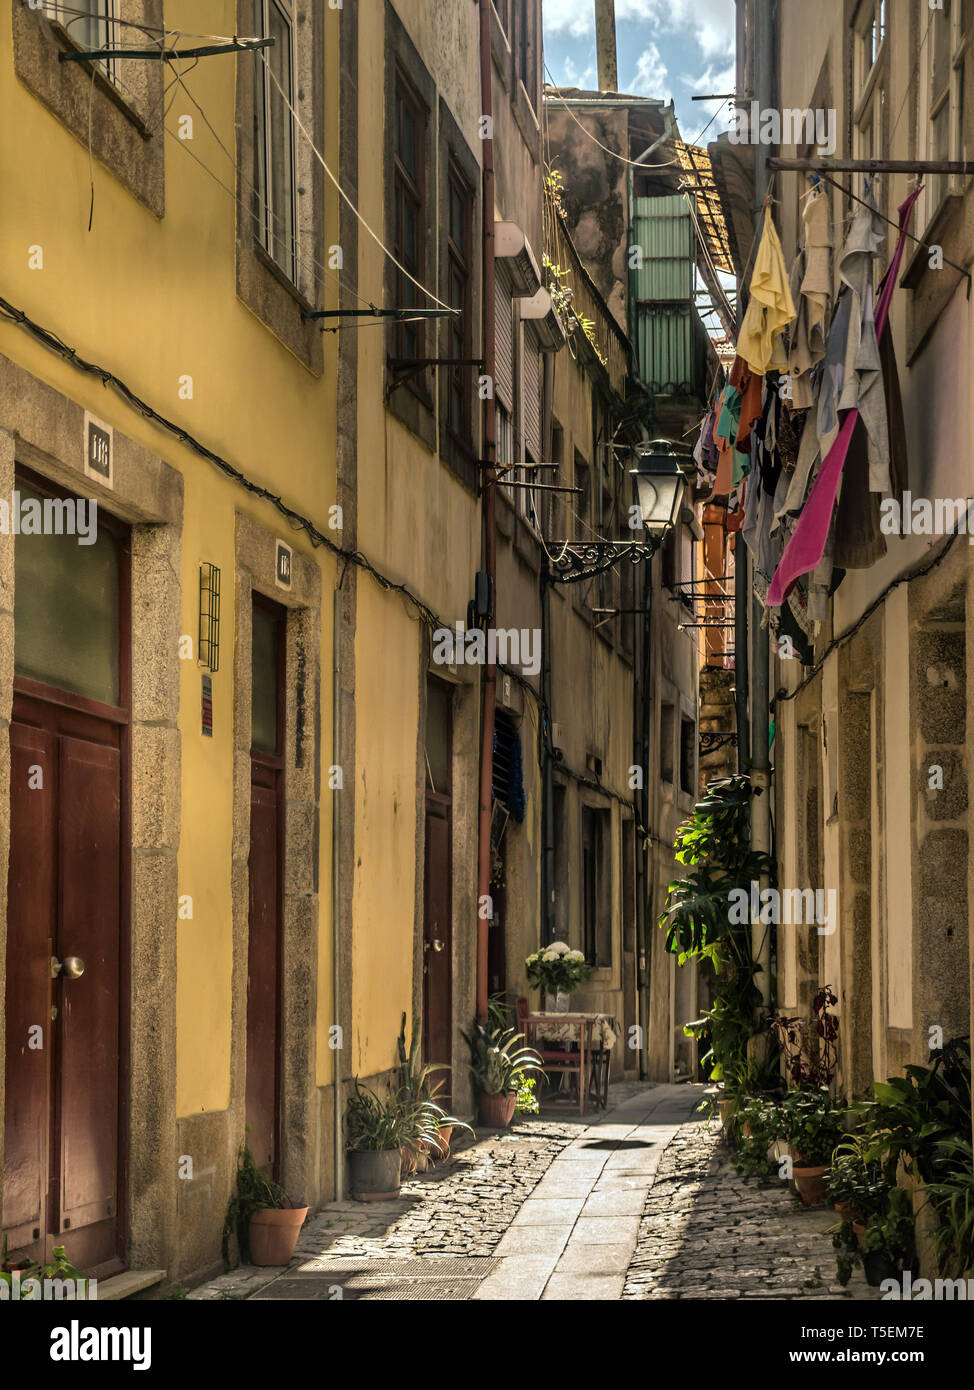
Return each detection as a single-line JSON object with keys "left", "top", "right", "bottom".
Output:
{"left": 729, "top": 354, "right": 763, "bottom": 450}
{"left": 834, "top": 189, "right": 889, "bottom": 493}
{"left": 766, "top": 187, "right": 922, "bottom": 609}
{"left": 714, "top": 381, "right": 750, "bottom": 489}
{"left": 787, "top": 185, "right": 832, "bottom": 409}
{"left": 833, "top": 329, "right": 908, "bottom": 569}
{"left": 738, "top": 203, "right": 797, "bottom": 376}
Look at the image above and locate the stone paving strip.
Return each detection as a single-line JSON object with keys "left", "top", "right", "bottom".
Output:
{"left": 191, "top": 1081, "right": 876, "bottom": 1301}
{"left": 189, "top": 1080, "right": 664, "bottom": 1301}
{"left": 623, "top": 1112, "right": 880, "bottom": 1301}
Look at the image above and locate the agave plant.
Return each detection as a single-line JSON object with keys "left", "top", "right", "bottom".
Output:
{"left": 462, "top": 1021, "right": 544, "bottom": 1096}
{"left": 395, "top": 1011, "right": 473, "bottom": 1151}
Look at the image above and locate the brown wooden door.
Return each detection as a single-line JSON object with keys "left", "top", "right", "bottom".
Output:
{"left": 422, "top": 802, "right": 452, "bottom": 1072}
{"left": 246, "top": 595, "right": 284, "bottom": 1176}
{"left": 246, "top": 773, "right": 281, "bottom": 1173}
{"left": 422, "top": 679, "right": 452, "bottom": 1085}
{"left": 3, "top": 692, "right": 124, "bottom": 1276}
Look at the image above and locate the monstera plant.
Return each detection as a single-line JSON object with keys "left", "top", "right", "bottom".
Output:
{"left": 658, "top": 775, "right": 775, "bottom": 1086}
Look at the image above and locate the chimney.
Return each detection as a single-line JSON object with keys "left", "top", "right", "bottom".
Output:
{"left": 594, "top": 0, "right": 618, "bottom": 92}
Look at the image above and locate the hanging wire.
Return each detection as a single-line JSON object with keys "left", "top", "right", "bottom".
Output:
{"left": 258, "top": 49, "right": 455, "bottom": 312}
{"left": 162, "top": 61, "right": 373, "bottom": 310}
{"left": 542, "top": 65, "right": 687, "bottom": 171}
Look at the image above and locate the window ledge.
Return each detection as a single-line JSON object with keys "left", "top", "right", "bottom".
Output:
{"left": 13, "top": 2, "right": 165, "bottom": 217}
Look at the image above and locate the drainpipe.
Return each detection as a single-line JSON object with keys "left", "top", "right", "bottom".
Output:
{"left": 635, "top": 557, "right": 653, "bottom": 1078}
{"left": 749, "top": 0, "right": 774, "bottom": 1010}
{"left": 332, "top": 586, "right": 344, "bottom": 1198}
{"left": 594, "top": 0, "right": 618, "bottom": 93}
{"left": 540, "top": 351, "right": 556, "bottom": 945}
{"left": 476, "top": 0, "right": 497, "bottom": 1024}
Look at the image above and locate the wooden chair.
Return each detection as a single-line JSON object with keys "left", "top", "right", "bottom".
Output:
{"left": 517, "top": 997, "right": 587, "bottom": 1115}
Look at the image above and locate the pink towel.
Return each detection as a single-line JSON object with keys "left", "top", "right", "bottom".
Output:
{"left": 767, "top": 188, "right": 922, "bottom": 608}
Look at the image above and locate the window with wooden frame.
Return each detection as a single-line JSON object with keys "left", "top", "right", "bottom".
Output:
{"left": 446, "top": 162, "right": 473, "bottom": 445}
{"left": 394, "top": 69, "right": 429, "bottom": 398}
{"left": 852, "top": 0, "right": 888, "bottom": 207}
{"left": 920, "top": 0, "right": 968, "bottom": 220}
{"left": 253, "top": 0, "right": 298, "bottom": 284}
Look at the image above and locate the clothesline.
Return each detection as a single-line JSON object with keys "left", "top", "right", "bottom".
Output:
{"left": 692, "top": 179, "right": 925, "bottom": 647}
{"left": 818, "top": 171, "right": 971, "bottom": 298}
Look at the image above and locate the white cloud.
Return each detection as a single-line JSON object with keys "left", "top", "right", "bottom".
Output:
{"left": 627, "top": 43, "right": 670, "bottom": 102}
{"left": 559, "top": 53, "right": 597, "bottom": 87}
{"left": 544, "top": 0, "right": 735, "bottom": 63}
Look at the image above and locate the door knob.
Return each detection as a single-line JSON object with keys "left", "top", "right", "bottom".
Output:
{"left": 425, "top": 938, "right": 445, "bottom": 953}
{"left": 52, "top": 955, "right": 85, "bottom": 981}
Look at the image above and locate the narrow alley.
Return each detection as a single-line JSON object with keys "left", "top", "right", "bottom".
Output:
{"left": 189, "top": 1084, "right": 875, "bottom": 1303}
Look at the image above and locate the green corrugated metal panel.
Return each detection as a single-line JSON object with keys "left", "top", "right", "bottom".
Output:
{"left": 636, "top": 303, "right": 710, "bottom": 399}
{"left": 632, "top": 195, "right": 695, "bottom": 303}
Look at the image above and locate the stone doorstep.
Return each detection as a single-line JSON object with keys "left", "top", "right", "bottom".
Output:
{"left": 97, "top": 1269, "right": 167, "bottom": 1301}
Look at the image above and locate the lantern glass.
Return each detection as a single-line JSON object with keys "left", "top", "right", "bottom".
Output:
{"left": 630, "top": 444, "right": 687, "bottom": 536}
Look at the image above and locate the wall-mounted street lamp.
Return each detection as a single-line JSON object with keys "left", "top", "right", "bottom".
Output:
{"left": 629, "top": 439, "right": 688, "bottom": 539}
{"left": 547, "top": 438, "right": 688, "bottom": 585}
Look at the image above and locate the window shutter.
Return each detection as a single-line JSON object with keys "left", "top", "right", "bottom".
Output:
{"left": 523, "top": 329, "right": 542, "bottom": 461}
{"left": 494, "top": 266, "right": 515, "bottom": 409}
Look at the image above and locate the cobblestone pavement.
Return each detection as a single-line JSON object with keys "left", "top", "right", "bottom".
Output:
{"left": 624, "top": 1113, "right": 879, "bottom": 1301}
{"left": 191, "top": 1081, "right": 878, "bottom": 1301}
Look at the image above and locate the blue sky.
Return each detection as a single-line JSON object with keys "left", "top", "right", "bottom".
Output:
{"left": 543, "top": 0, "right": 737, "bottom": 143}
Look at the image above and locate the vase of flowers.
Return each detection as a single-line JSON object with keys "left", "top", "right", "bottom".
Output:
{"left": 525, "top": 941, "right": 591, "bottom": 1012}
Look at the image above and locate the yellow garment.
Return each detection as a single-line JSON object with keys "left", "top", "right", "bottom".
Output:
{"left": 738, "top": 204, "right": 797, "bottom": 376}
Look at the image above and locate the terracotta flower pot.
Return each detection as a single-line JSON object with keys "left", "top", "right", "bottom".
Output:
{"left": 717, "top": 1097, "right": 736, "bottom": 1128}
{"left": 349, "top": 1147, "right": 402, "bottom": 1202}
{"left": 400, "top": 1145, "right": 417, "bottom": 1176}
{"left": 852, "top": 1221, "right": 866, "bottom": 1246}
{"left": 432, "top": 1124, "right": 453, "bottom": 1158}
{"left": 248, "top": 1205, "right": 308, "bottom": 1266}
{"left": 793, "top": 1164, "right": 828, "bottom": 1207}
{"left": 478, "top": 1089, "right": 517, "bottom": 1128}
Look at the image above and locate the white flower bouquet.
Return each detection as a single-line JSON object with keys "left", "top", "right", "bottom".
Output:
{"left": 524, "top": 941, "right": 591, "bottom": 993}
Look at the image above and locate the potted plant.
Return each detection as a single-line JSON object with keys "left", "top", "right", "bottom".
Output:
{"left": 732, "top": 1094, "right": 786, "bottom": 1182}
{"left": 396, "top": 1011, "right": 472, "bottom": 1163}
{"left": 780, "top": 1088, "right": 846, "bottom": 1207}
{"left": 859, "top": 1187, "right": 918, "bottom": 1286}
{"left": 525, "top": 941, "right": 591, "bottom": 1012}
{"left": 345, "top": 1078, "right": 441, "bottom": 1200}
{"left": 221, "top": 1146, "right": 308, "bottom": 1268}
{"left": 462, "top": 1021, "right": 544, "bottom": 1128}
{"left": 826, "top": 1138, "right": 889, "bottom": 1225}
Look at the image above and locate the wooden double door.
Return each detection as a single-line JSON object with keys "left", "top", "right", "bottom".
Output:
{"left": 3, "top": 474, "right": 128, "bottom": 1277}
{"left": 3, "top": 686, "right": 126, "bottom": 1276}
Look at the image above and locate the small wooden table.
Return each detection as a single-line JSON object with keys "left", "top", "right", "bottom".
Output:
{"left": 522, "top": 1012, "right": 597, "bottom": 1116}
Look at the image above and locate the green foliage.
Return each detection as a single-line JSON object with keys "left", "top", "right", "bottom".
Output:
{"left": 221, "top": 1145, "right": 291, "bottom": 1269}
{"left": 462, "top": 1021, "right": 544, "bottom": 1096}
{"left": 0, "top": 1242, "right": 88, "bottom": 1296}
{"left": 925, "top": 1140, "right": 974, "bottom": 1278}
{"left": 659, "top": 775, "right": 774, "bottom": 1081}
{"left": 826, "top": 1142, "right": 890, "bottom": 1221}
{"left": 513, "top": 1073, "right": 540, "bottom": 1115}
{"left": 851, "top": 1036, "right": 971, "bottom": 1187}
{"left": 778, "top": 1087, "right": 846, "bottom": 1166}
{"left": 731, "top": 1094, "right": 785, "bottom": 1181}
{"left": 167, "top": 1285, "right": 190, "bottom": 1300}
{"left": 396, "top": 1011, "right": 473, "bottom": 1147}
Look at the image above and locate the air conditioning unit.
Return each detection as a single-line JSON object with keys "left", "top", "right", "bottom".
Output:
{"left": 494, "top": 222, "right": 542, "bottom": 296}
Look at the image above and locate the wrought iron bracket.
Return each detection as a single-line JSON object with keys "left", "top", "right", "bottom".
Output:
{"left": 547, "top": 535, "right": 664, "bottom": 586}
{"left": 699, "top": 731, "right": 739, "bottom": 754}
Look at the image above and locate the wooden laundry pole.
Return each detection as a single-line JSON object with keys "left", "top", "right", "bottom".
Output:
{"left": 769, "top": 158, "right": 974, "bottom": 174}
